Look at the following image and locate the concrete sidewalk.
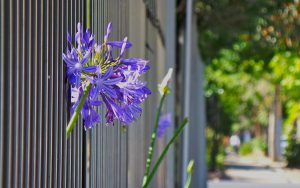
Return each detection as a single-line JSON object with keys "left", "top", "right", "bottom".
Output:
{"left": 208, "top": 153, "right": 300, "bottom": 188}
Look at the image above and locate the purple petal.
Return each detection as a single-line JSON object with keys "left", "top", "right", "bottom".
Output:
{"left": 75, "top": 23, "right": 83, "bottom": 43}
{"left": 75, "top": 74, "right": 81, "bottom": 88}
{"left": 77, "top": 22, "right": 82, "bottom": 32}
{"left": 91, "top": 100, "right": 102, "bottom": 106}
{"left": 81, "top": 51, "right": 91, "bottom": 64}
{"left": 62, "top": 54, "right": 77, "bottom": 66}
{"left": 105, "top": 110, "right": 114, "bottom": 124}
{"left": 121, "top": 58, "right": 148, "bottom": 64}
{"left": 67, "top": 67, "right": 76, "bottom": 75}
{"left": 90, "top": 85, "right": 101, "bottom": 99}
{"left": 122, "top": 104, "right": 142, "bottom": 125}
{"left": 142, "top": 86, "right": 152, "bottom": 95}
{"left": 104, "top": 22, "right": 112, "bottom": 42}
{"left": 120, "top": 58, "right": 150, "bottom": 73}
{"left": 83, "top": 108, "right": 100, "bottom": 130}
{"left": 107, "top": 41, "right": 132, "bottom": 49}
{"left": 102, "top": 94, "right": 123, "bottom": 123}
{"left": 83, "top": 28, "right": 91, "bottom": 43}
{"left": 83, "top": 66, "right": 96, "bottom": 73}
{"left": 103, "top": 77, "right": 123, "bottom": 85}
{"left": 102, "top": 66, "right": 113, "bottom": 79}
{"left": 106, "top": 22, "right": 112, "bottom": 35}
{"left": 67, "top": 32, "right": 72, "bottom": 43}
{"left": 120, "top": 58, "right": 138, "bottom": 64}
{"left": 102, "top": 85, "right": 118, "bottom": 98}
{"left": 89, "top": 35, "right": 95, "bottom": 47}
{"left": 120, "top": 37, "right": 128, "bottom": 57}
{"left": 68, "top": 74, "right": 77, "bottom": 85}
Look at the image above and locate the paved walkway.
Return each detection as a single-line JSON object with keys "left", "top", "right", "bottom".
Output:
{"left": 208, "top": 153, "right": 300, "bottom": 188}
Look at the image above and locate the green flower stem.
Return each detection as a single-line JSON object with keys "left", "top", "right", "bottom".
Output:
{"left": 184, "top": 160, "right": 195, "bottom": 188}
{"left": 142, "top": 93, "right": 167, "bottom": 186}
{"left": 66, "top": 83, "right": 92, "bottom": 139}
{"left": 86, "top": 0, "right": 90, "bottom": 28}
{"left": 143, "top": 117, "right": 188, "bottom": 188}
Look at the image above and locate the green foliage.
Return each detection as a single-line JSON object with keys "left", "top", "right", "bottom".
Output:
{"left": 197, "top": 0, "right": 300, "bottom": 168}
{"left": 196, "top": 0, "right": 273, "bottom": 62}
{"left": 197, "top": 0, "right": 300, "bottom": 63}
{"left": 285, "top": 125, "right": 300, "bottom": 167}
{"left": 270, "top": 52, "right": 300, "bottom": 127}
{"left": 206, "top": 145, "right": 226, "bottom": 170}
{"left": 239, "top": 143, "right": 253, "bottom": 156}
{"left": 252, "top": 138, "right": 268, "bottom": 153}
{"left": 205, "top": 47, "right": 272, "bottom": 132}
{"left": 206, "top": 128, "right": 226, "bottom": 171}
{"left": 285, "top": 101, "right": 300, "bottom": 128}
{"left": 216, "top": 152, "right": 226, "bottom": 169}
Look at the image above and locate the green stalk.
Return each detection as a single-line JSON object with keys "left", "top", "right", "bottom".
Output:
{"left": 86, "top": 0, "right": 90, "bottom": 28}
{"left": 184, "top": 160, "right": 195, "bottom": 188}
{"left": 143, "top": 118, "right": 188, "bottom": 188}
{"left": 66, "top": 84, "right": 91, "bottom": 139}
{"left": 142, "top": 93, "right": 167, "bottom": 186}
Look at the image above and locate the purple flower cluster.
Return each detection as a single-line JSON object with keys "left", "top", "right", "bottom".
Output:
{"left": 63, "top": 22, "right": 151, "bottom": 130}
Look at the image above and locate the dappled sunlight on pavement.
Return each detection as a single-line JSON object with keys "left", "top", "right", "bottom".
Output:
{"left": 208, "top": 153, "right": 300, "bottom": 188}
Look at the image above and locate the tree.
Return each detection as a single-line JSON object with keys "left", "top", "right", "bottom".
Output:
{"left": 197, "top": 0, "right": 300, "bottom": 165}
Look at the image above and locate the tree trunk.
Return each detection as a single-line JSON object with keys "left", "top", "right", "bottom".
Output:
{"left": 210, "top": 134, "right": 219, "bottom": 171}
{"left": 252, "top": 106, "right": 261, "bottom": 137}
{"left": 268, "top": 84, "right": 283, "bottom": 161}
{"left": 209, "top": 95, "right": 220, "bottom": 172}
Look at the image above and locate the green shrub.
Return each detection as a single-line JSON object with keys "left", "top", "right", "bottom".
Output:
{"left": 239, "top": 143, "right": 253, "bottom": 156}
{"left": 252, "top": 138, "right": 267, "bottom": 154}
{"left": 216, "top": 152, "right": 225, "bottom": 169}
{"left": 285, "top": 126, "right": 300, "bottom": 167}
{"left": 206, "top": 128, "right": 225, "bottom": 171}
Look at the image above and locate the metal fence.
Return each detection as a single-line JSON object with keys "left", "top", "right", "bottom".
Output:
{"left": 1, "top": 0, "right": 85, "bottom": 187}
{"left": 88, "top": 0, "right": 129, "bottom": 187}
{"left": 0, "top": 0, "right": 175, "bottom": 187}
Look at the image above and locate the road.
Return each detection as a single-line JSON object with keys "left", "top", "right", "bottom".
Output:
{"left": 208, "top": 153, "right": 300, "bottom": 188}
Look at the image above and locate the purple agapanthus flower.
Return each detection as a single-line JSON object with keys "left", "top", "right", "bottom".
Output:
{"left": 63, "top": 48, "right": 96, "bottom": 87}
{"left": 157, "top": 113, "right": 172, "bottom": 138}
{"left": 63, "top": 22, "right": 151, "bottom": 129}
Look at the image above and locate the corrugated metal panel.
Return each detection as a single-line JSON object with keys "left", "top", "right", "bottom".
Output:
{"left": 127, "top": 0, "right": 171, "bottom": 187}
{"left": 127, "top": 1, "right": 147, "bottom": 187}
{"left": 0, "top": 0, "right": 3, "bottom": 185}
{"left": 189, "top": 15, "right": 207, "bottom": 188}
{"left": 178, "top": 5, "right": 207, "bottom": 188}
{"left": 0, "top": 0, "right": 172, "bottom": 187}
{"left": 88, "top": 0, "right": 128, "bottom": 187}
{"left": 0, "top": 0, "right": 85, "bottom": 187}
{"left": 144, "top": 0, "right": 169, "bottom": 187}
{"left": 165, "top": 1, "right": 176, "bottom": 188}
